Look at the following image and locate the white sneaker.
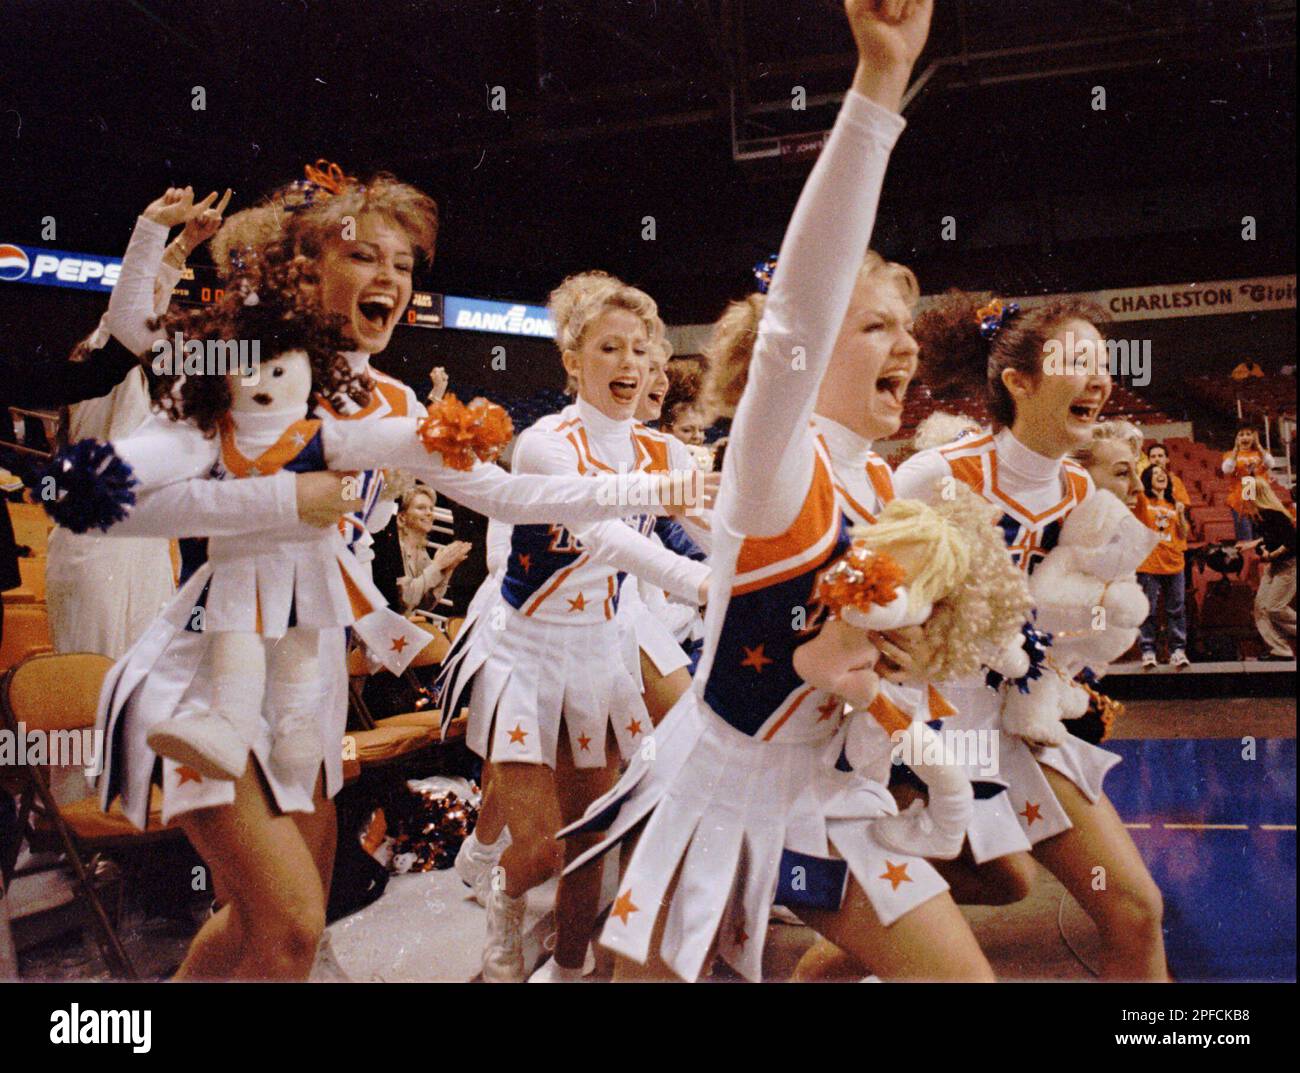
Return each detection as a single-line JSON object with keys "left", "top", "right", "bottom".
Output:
{"left": 1169, "top": 649, "right": 1190, "bottom": 669}
{"left": 528, "top": 945, "right": 595, "bottom": 982}
{"left": 1140, "top": 651, "right": 1158, "bottom": 670}
{"left": 872, "top": 787, "right": 972, "bottom": 861}
{"left": 482, "top": 888, "right": 527, "bottom": 983}
{"left": 146, "top": 712, "right": 251, "bottom": 780}
{"left": 455, "top": 828, "right": 511, "bottom": 908}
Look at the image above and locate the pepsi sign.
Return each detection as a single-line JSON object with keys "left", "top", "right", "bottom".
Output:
{"left": 0, "top": 242, "right": 123, "bottom": 291}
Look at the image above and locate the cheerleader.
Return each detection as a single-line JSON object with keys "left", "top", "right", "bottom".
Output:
{"left": 559, "top": 0, "right": 1003, "bottom": 983}
{"left": 892, "top": 289, "right": 1168, "bottom": 980}
{"left": 1222, "top": 426, "right": 1275, "bottom": 541}
{"left": 436, "top": 272, "right": 710, "bottom": 983}
{"left": 92, "top": 178, "right": 706, "bottom": 981}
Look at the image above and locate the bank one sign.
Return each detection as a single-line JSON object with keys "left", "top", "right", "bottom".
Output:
{"left": 445, "top": 296, "right": 555, "bottom": 338}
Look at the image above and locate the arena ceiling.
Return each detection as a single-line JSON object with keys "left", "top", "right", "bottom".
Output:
{"left": 1, "top": 0, "right": 1295, "bottom": 319}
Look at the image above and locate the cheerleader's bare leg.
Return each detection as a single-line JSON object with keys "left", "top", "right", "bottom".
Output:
{"left": 493, "top": 762, "right": 565, "bottom": 897}
{"left": 474, "top": 762, "right": 507, "bottom": 845}
{"left": 1030, "top": 768, "right": 1167, "bottom": 980}
{"left": 800, "top": 880, "right": 994, "bottom": 982}
{"left": 550, "top": 732, "right": 621, "bottom": 971}
{"left": 175, "top": 763, "right": 326, "bottom": 980}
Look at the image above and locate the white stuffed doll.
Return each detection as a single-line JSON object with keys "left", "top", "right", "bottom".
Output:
{"left": 792, "top": 487, "right": 1032, "bottom": 859}
{"left": 998, "top": 489, "right": 1158, "bottom": 747}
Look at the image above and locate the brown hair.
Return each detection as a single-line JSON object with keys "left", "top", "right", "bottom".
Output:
{"left": 663, "top": 358, "right": 704, "bottom": 426}
{"left": 915, "top": 292, "right": 1109, "bottom": 428}
{"left": 148, "top": 288, "right": 368, "bottom": 437}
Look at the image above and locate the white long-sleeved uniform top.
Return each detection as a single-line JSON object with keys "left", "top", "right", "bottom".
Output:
{"left": 891, "top": 427, "right": 1093, "bottom": 735}
{"left": 693, "top": 91, "right": 906, "bottom": 740}
{"left": 493, "top": 399, "right": 708, "bottom": 624}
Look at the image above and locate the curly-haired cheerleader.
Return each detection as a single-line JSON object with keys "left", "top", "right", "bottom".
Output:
{"left": 89, "top": 179, "right": 705, "bottom": 981}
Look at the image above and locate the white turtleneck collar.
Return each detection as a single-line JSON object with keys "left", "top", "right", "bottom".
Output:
{"left": 994, "top": 426, "right": 1062, "bottom": 487}
{"left": 576, "top": 395, "right": 635, "bottom": 441}
{"left": 812, "top": 413, "right": 873, "bottom": 472}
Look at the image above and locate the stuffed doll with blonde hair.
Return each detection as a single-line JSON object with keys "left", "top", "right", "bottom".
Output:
{"left": 792, "top": 485, "right": 1032, "bottom": 858}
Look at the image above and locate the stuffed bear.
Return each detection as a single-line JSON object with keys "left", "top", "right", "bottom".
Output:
{"left": 1000, "top": 490, "right": 1158, "bottom": 746}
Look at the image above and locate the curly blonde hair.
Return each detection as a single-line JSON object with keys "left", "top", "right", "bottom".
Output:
{"left": 700, "top": 250, "right": 918, "bottom": 421}
{"left": 549, "top": 271, "right": 660, "bottom": 354}
{"left": 855, "top": 486, "right": 1032, "bottom": 682}
{"left": 912, "top": 411, "right": 983, "bottom": 453}
{"left": 550, "top": 271, "right": 661, "bottom": 394}
{"left": 211, "top": 171, "right": 439, "bottom": 285}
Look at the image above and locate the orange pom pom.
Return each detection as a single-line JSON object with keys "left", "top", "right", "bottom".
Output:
{"left": 418, "top": 394, "right": 514, "bottom": 472}
{"left": 812, "top": 540, "right": 907, "bottom": 622}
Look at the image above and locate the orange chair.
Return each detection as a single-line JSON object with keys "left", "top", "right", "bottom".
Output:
{"left": 1, "top": 652, "right": 182, "bottom": 979}
{"left": 17, "top": 556, "right": 46, "bottom": 603}
{"left": 0, "top": 604, "right": 52, "bottom": 671}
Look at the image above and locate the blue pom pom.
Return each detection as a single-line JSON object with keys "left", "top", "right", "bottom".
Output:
{"left": 39, "top": 439, "right": 138, "bottom": 534}
{"left": 986, "top": 619, "right": 1054, "bottom": 693}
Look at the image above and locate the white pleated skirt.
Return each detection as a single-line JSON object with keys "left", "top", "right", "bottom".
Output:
{"left": 438, "top": 586, "right": 650, "bottom": 770}
{"left": 95, "top": 592, "right": 350, "bottom": 830}
{"left": 559, "top": 692, "right": 950, "bottom": 982}
{"left": 617, "top": 589, "right": 690, "bottom": 691}
{"left": 941, "top": 680, "right": 1122, "bottom": 864}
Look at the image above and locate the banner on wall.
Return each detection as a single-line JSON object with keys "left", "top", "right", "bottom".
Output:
{"left": 1014, "top": 275, "right": 1296, "bottom": 322}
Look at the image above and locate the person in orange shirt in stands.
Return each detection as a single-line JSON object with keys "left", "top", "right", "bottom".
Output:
{"left": 1222, "top": 426, "right": 1275, "bottom": 541}
{"left": 1142, "top": 442, "right": 1190, "bottom": 506}
{"left": 1136, "top": 464, "right": 1191, "bottom": 670}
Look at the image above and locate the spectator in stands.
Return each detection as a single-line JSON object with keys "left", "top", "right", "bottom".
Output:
{"left": 1222, "top": 426, "right": 1275, "bottom": 541}
{"left": 1136, "top": 465, "right": 1190, "bottom": 670}
{"left": 391, "top": 486, "right": 472, "bottom": 614}
{"left": 1246, "top": 479, "right": 1296, "bottom": 660}
{"left": 1141, "top": 442, "right": 1190, "bottom": 506}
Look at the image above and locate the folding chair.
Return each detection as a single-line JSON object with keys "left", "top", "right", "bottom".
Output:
{"left": 0, "top": 651, "right": 181, "bottom": 979}
{"left": 0, "top": 604, "right": 52, "bottom": 672}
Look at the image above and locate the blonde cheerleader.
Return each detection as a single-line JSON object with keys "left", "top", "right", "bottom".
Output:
{"left": 559, "top": 0, "right": 1001, "bottom": 983}
{"left": 892, "top": 288, "right": 1168, "bottom": 980}
{"left": 436, "top": 272, "right": 710, "bottom": 983}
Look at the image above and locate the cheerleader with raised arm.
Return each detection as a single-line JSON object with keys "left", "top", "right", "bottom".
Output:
{"left": 891, "top": 290, "right": 1168, "bottom": 980}
{"left": 84, "top": 175, "right": 706, "bottom": 981}
{"left": 558, "top": 0, "right": 1016, "bottom": 983}
{"left": 435, "top": 273, "right": 711, "bottom": 983}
